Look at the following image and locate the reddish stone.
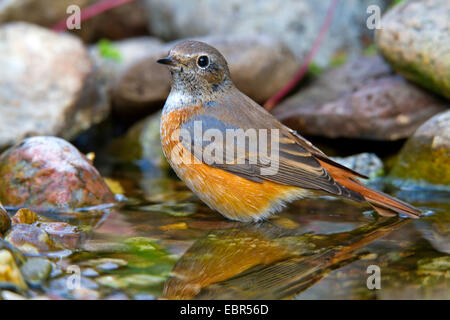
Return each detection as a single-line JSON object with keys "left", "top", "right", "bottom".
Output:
{"left": 0, "top": 136, "right": 115, "bottom": 211}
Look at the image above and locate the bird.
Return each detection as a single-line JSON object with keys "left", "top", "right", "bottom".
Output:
{"left": 157, "top": 40, "right": 421, "bottom": 222}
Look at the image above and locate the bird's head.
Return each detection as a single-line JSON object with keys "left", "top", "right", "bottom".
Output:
{"left": 157, "top": 40, "right": 232, "bottom": 95}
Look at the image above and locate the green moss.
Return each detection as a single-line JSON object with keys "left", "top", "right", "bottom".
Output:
{"left": 97, "top": 39, "right": 122, "bottom": 62}
{"left": 363, "top": 44, "right": 378, "bottom": 56}
{"left": 390, "top": 137, "right": 450, "bottom": 186}
{"left": 308, "top": 62, "right": 324, "bottom": 76}
{"left": 381, "top": 52, "right": 450, "bottom": 100}
{"left": 389, "top": 0, "right": 406, "bottom": 9}
{"left": 329, "top": 52, "right": 348, "bottom": 67}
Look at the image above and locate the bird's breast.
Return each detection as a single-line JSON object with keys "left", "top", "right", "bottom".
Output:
{"left": 160, "top": 107, "right": 310, "bottom": 221}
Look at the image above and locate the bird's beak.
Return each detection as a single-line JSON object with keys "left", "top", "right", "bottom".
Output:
{"left": 157, "top": 56, "right": 179, "bottom": 66}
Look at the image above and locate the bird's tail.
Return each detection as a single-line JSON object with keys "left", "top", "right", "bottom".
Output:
{"left": 343, "top": 178, "right": 421, "bottom": 218}
{"left": 317, "top": 159, "right": 421, "bottom": 218}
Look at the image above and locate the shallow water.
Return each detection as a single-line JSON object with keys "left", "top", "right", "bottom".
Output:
{"left": 21, "top": 164, "right": 448, "bottom": 300}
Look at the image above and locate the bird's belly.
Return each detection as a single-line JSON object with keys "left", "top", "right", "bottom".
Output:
{"left": 173, "top": 158, "right": 310, "bottom": 221}
{"left": 161, "top": 110, "right": 309, "bottom": 221}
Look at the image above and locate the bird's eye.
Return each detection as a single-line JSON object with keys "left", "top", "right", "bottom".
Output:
{"left": 197, "top": 55, "right": 209, "bottom": 68}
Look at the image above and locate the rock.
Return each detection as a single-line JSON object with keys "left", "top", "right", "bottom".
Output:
{"left": 416, "top": 213, "right": 450, "bottom": 254}
{"left": 11, "top": 209, "right": 38, "bottom": 225}
{"left": 331, "top": 153, "right": 384, "bottom": 180}
{"left": 68, "top": 1, "right": 149, "bottom": 43}
{"left": 0, "top": 0, "right": 92, "bottom": 26}
{"left": 81, "top": 268, "right": 99, "bottom": 277}
{"left": 0, "top": 203, "right": 11, "bottom": 235}
{"left": 4, "top": 224, "right": 57, "bottom": 254}
{"left": 0, "top": 0, "right": 149, "bottom": 43}
{"left": 143, "top": 0, "right": 390, "bottom": 67}
{"left": 110, "top": 34, "right": 301, "bottom": 117}
{"left": 376, "top": 0, "right": 450, "bottom": 99}
{"left": 0, "top": 249, "right": 27, "bottom": 291}
{"left": 0, "top": 22, "right": 109, "bottom": 150}
{"left": 96, "top": 261, "right": 120, "bottom": 271}
{"left": 0, "top": 239, "right": 26, "bottom": 265}
{"left": 20, "top": 257, "right": 53, "bottom": 286}
{"left": 273, "top": 56, "right": 448, "bottom": 140}
{"left": 389, "top": 110, "right": 450, "bottom": 188}
{"left": 0, "top": 136, "right": 115, "bottom": 211}
{"left": 37, "top": 222, "right": 82, "bottom": 250}
{"left": 107, "top": 111, "right": 169, "bottom": 173}
{"left": 81, "top": 258, "right": 127, "bottom": 269}
{"left": 88, "top": 36, "right": 165, "bottom": 114}
{"left": 48, "top": 275, "right": 99, "bottom": 299}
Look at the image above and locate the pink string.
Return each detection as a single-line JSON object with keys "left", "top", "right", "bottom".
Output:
{"left": 264, "top": 0, "right": 340, "bottom": 111}
{"left": 52, "top": 0, "right": 135, "bottom": 32}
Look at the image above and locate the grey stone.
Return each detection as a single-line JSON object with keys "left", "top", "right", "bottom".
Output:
{"left": 331, "top": 153, "right": 384, "bottom": 180}
{"left": 0, "top": 0, "right": 149, "bottom": 42}
{"left": 273, "top": 56, "right": 448, "bottom": 140}
{"left": 143, "top": 0, "right": 390, "bottom": 66}
{"left": 110, "top": 34, "right": 300, "bottom": 116}
{"left": 0, "top": 22, "right": 109, "bottom": 150}
{"left": 376, "top": 0, "right": 450, "bottom": 99}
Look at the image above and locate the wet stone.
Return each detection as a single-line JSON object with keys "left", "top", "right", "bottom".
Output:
{"left": 37, "top": 222, "right": 82, "bottom": 250}
{"left": 97, "top": 262, "right": 120, "bottom": 271}
{"left": 20, "top": 257, "right": 53, "bottom": 286}
{"left": 389, "top": 110, "right": 450, "bottom": 189}
{"left": 11, "top": 209, "right": 38, "bottom": 225}
{"left": 82, "top": 258, "right": 128, "bottom": 270}
{"left": 81, "top": 268, "right": 99, "bottom": 278}
{"left": 0, "top": 136, "right": 115, "bottom": 211}
{"left": 0, "top": 249, "right": 28, "bottom": 291}
{"left": 4, "top": 224, "right": 57, "bottom": 255}
{"left": 48, "top": 275, "right": 99, "bottom": 299}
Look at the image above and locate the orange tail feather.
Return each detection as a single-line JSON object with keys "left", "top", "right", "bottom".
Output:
{"left": 318, "top": 160, "right": 421, "bottom": 219}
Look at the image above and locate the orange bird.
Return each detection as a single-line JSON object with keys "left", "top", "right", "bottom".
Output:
{"left": 158, "top": 41, "right": 421, "bottom": 222}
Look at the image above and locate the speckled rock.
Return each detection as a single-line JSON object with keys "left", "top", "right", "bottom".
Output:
{"left": 37, "top": 222, "right": 82, "bottom": 250}
{"left": 5, "top": 224, "right": 57, "bottom": 254}
{"left": 331, "top": 153, "right": 384, "bottom": 180}
{"left": 390, "top": 110, "right": 450, "bottom": 188}
{"left": 143, "top": 0, "right": 389, "bottom": 67}
{"left": 273, "top": 56, "right": 448, "bottom": 140}
{"left": 110, "top": 34, "right": 301, "bottom": 117}
{"left": 376, "top": 0, "right": 450, "bottom": 99}
{"left": 0, "top": 0, "right": 148, "bottom": 43}
{"left": 0, "top": 22, "right": 109, "bottom": 150}
{"left": 0, "top": 136, "right": 115, "bottom": 211}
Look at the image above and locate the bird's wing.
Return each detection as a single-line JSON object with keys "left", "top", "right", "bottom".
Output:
{"left": 179, "top": 94, "right": 364, "bottom": 201}
{"left": 285, "top": 127, "right": 369, "bottom": 180}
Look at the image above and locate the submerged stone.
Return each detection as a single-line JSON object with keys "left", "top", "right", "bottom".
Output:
{"left": 20, "top": 257, "right": 53, "bottom": 286}
{"left": 4, "top": 224, "right": 57, "bottom": 254}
